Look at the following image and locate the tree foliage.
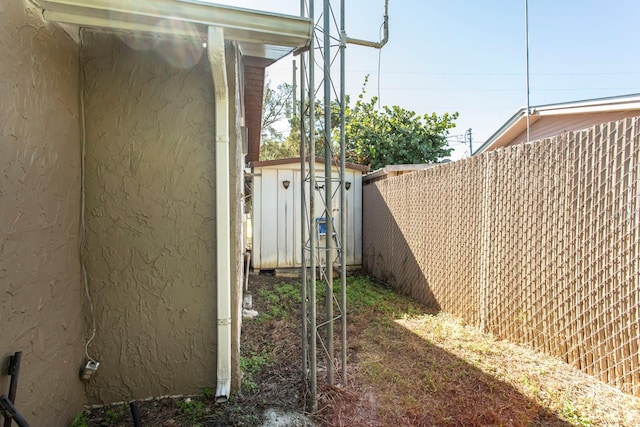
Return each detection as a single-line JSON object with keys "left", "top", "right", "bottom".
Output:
{"left": 260, "top": 116, "right": 300, "bottom": 160}
{"left": 260, "top": 85, "right": 331, "bottom": 160}
{"left": 259, "top": 77, "right": 458, "bottom": 168}
{"left": 344, "top": 82, "right": 457, "bottom": 170}
{"left": 260, "top": 80, "right": 292, "bottom": 143}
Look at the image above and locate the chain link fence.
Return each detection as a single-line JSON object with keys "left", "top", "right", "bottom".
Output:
{"left": 363, "top": 116, "right": 640, "bottom": 395}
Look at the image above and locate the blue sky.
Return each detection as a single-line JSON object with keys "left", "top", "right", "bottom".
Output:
{"left": 212, "top": 0, "right": 640, "bottom": 159}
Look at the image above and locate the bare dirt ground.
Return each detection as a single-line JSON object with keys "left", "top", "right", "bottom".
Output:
{"left": 81, "top": 273, "right": 640, "bottom": 426}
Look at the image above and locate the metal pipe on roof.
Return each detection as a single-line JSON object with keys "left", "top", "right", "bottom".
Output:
{"left": 345, "top": 0, "right": 388, "bottom": 48}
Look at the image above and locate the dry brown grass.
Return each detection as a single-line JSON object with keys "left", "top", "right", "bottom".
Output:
{"left": 82, "top": 275, "right": 640, "bottom": 426}
{"left": 315, "top": 277, "right": 640, "bottom": 427}
{"left": 397, "top": 313, "right": 640, "bottom": 426}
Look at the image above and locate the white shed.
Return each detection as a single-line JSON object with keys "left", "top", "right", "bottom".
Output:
{"left": 251, "top": 157, "right": 366, "bottom": 271}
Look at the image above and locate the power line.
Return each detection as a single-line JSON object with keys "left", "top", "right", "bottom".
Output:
{"left": 343, "top": 86, "right": 640, "bottom": 92}
{"left": 268, "top": 65, "right": 640, "bottom": 77}
{"left": 343, "top": 70, "right": 640, "bottom": 76}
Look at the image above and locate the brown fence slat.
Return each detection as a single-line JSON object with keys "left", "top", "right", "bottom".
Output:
{"left": 362, "top": 116, "right": 640, "bottom": 396}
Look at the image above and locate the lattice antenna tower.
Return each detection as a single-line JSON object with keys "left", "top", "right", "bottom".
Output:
{"left": 297, "top": 0, "right": 389, "bottom": 411}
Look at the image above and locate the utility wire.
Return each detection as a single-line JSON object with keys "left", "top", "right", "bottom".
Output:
{"left": 79, "top": 28, "right": 97, "bottom": 364}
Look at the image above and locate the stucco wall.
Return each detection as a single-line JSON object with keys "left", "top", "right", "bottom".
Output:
{"left": 81, "top": 30, "right": 218, "bottom": 404}
{"left": 0, "top": 0, "right": 86, "bottom": 424}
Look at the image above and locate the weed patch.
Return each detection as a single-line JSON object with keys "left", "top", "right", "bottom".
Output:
{"left": 240, "top": 347, "right": 272, "bottom": 394}
{"left": 71, "top": 413, "right": 89, "bottom": 427}
{"left": 80, "top": 274, "right": 640, "bottom": 426}
{"left": 175, "top": 398, "right": 207, "bottom": 424}
{"left": 255, "top": 282, "right": 300, "bottom": 323}
{"left": 102, "top": 404, "right": 127, "bottom": 425}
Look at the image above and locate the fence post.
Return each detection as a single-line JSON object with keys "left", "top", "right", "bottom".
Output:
{"left": 479, "top": 154, "right": 493, "bottom": 333}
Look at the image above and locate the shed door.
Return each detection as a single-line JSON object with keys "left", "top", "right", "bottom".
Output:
{"left": 255, "top": 168, "right": 299, "bottom": 269}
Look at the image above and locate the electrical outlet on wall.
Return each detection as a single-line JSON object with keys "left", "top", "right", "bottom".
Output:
{"left": 80, "top": 360, "right": 99, "bottom": 381}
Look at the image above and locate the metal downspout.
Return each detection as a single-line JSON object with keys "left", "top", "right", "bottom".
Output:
{"left": 208, "top": 26, "right": 232, "bottom": 401}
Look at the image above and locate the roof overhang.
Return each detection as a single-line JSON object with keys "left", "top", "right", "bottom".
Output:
{"left": 473, "top": 108, "right": 539, "bottom": 154}
{"left": 36, "top": 0, "right": 312, "bottom": 65}
{"left": 475, "top": 93, "right": 640, "bottom": 155}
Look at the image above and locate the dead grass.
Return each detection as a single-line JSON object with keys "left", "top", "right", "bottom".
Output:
{"left": 396, "top": 313, "right": 640, "bottom": 426}
{"left": 82, "top": 274, "right": 640, "bottom": 426}
{"left": 315, "top": 276, "right": 640, "bottom": 427}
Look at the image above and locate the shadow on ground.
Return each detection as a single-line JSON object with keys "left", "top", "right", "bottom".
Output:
{"left": 315, "top": 279, "right": 574, "bottom": 427}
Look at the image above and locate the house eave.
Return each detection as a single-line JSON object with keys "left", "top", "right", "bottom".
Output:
{"left": 37, "top": 0, "right": 312, "bottom": 64}
{"left": 474, "top": 108, "right": 528, "bottom": 155}
{"left": 474, "top": 92, "right": 640, "bottom": 155}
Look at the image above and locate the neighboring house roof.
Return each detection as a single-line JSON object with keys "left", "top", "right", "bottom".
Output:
{"left": 474, "top": 93, "right": 640, "bottom": 154}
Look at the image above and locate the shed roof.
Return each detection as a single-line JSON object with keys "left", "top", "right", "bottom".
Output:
{"left": 251, "top": 157, "right": 369, "bottom": 172}
{"left": 475, "top": 93, "right": 640, "bottom": 154}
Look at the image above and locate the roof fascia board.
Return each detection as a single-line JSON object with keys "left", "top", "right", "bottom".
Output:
{"left": 535, "top": 102, "right": 640, "bottom": 116}
{"left": 475, "top": 93, "right": 640, "bottom": 155}
{"left": 39, "top": 0, "right": 311, "bottom": 48}
{"left": 532, "top": 93, "right": 640, "bottom": 112}
{"left": 44, "top": 9, "right": 204, "bottom": 38}
{"left": 474, "top": 109, "right": 526, "bottom": 154}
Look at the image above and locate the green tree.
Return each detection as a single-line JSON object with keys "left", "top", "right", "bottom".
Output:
{"left": 260, "top": 77, "right": 457, "bottom": 167}
{"left": 261, "top": 80, "right": 292, "bottom": 144}
{"left": 260, "top": 79, "right": 306, "bottom": 160}
{"left": 260, "top": 94, "right": 333, "bottom": 160}
{"left": 260, "top": 127, "right": 300, "bottom": 160}
{"left": 259, "top": 80, "right": 298, "bottom": 160}
{"left": 344, "top": 82, "right": 457, "bottom": 170}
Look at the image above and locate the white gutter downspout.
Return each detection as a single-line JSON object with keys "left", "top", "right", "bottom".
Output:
{"left": 208, "top": 26, "right": 232, "bottom": 401}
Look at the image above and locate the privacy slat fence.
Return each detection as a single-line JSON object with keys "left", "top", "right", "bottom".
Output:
{"left": 363, "top": 116, "right": 640, "bottom": 395}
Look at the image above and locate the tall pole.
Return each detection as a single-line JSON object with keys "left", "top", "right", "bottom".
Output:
{"left": 339, "top": 0, "right": 347, "bottom": 384}
{"left": 308, "top": 0, "right": 317, "bottom": 409}
{"left": 292, "top": 60, "right": 297, "bottom": 119}
{"left": 297, "top": 0, "right": 389, "bottom": 407}
{"left": 298, "top": 47, "right": 307, "bottom": 392}
{"left": 323, "top": 0, "right": 334, "bottom": 386}
{"left": 525, "top": 0, "right": 531, "bottom": 144}
{"left": 467, "top": 128, "right": 473, "bottom": 156}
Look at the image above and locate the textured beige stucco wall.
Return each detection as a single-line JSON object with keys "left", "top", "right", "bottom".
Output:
{"left": 81, "top": 30, "right": 218, "bottom": 404}
{"left": 0, "top": 0, "right": 86, "bottom": 424}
